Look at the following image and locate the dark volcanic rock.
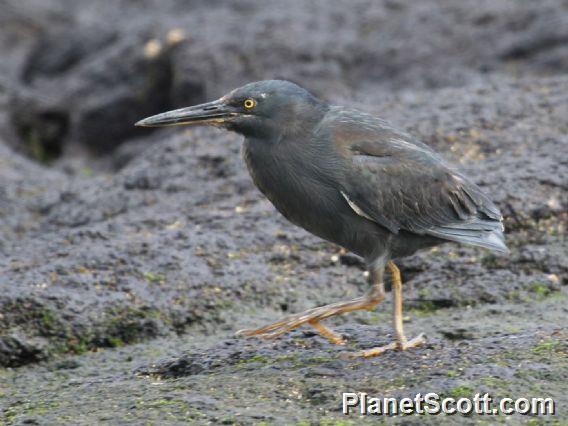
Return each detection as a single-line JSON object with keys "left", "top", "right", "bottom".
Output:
{"left": 0, "top": 333, "right": 48, "bottom": 367}
{"left": 0, "top": 0, "right": 567, "bottom": 423}
{"left": 1, "top": 76, "right": 566, "bottom": 369}
{"left": 10, "top": 32, "right": 181, "bottom": 157}
{"left": 2, "top": 0, "right": 568, "bottom": 160}
{"left": 21, "top": 27, "right": 119, "bottom": 84}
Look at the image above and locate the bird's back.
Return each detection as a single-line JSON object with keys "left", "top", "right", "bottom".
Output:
{"left": 315, "top": 106, "right": 508, "bottom": 254}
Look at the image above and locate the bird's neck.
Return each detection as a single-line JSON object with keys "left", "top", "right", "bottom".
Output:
{"left": 283, "top": 102, "right": 330, "bottom": 140}
{"left": 252, "top": 101, "right": 331, "bottom": 142}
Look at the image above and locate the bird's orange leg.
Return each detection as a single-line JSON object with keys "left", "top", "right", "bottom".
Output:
{"left": 236, "top": 275, "right": 385, "bottom": 344}
{"left": 308, "top": 320, "right": 345, "bottom": 345}
{"left": 351, "top": 261, "right": 425, "bottom": 357}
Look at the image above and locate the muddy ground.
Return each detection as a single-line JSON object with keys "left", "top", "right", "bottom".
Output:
{"left": 0, "top": 0, "right": 567, "bottom": 424}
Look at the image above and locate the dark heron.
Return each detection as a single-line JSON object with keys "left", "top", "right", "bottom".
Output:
{"left": 136, "top": 80, "right": 507, "bottom": 357}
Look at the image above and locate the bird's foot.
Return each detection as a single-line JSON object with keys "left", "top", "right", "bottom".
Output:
{"left": 236, "top": 294, "right": 381, "bottom": 344}
{"left": 341, "top": 333, "right": 426, "bottom": 358}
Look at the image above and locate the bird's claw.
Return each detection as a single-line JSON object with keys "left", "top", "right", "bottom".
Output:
{"left": 341, "top": 333, "right": 426, "bottom": 359}
{"left": 397, "top": 333, "right": 426, "bottom": 350}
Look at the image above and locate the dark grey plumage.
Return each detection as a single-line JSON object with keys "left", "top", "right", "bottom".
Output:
{"left": 136, "top": 80, "right": 508, "bottom": 355}
{"left": 223, "top": 81, "right": 507, "bottom": 265}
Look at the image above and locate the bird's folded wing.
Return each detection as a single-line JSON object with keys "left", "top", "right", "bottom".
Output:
{"left": 339, "top": 135, "right": 507, "bottom": 252}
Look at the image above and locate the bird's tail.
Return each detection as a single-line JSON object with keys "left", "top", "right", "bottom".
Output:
{"left": 427, "top": 219, "right": 509, "bottom": 253}
{"left": 427, "top": 172, "right": 509, "bottom": 253}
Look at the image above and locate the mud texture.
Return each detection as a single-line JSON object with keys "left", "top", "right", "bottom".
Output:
{"left": 0, "top": 0, "right": 567, "bottom": 424}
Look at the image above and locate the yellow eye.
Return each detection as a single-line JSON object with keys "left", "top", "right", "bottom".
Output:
{"left": 243, "top": 98, "right": 256, "bottom": 109}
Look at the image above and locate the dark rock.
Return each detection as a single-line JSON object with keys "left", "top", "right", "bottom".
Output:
{"left": 52, "top": 359, "right": 82, "bottom": 370}
{"left": 0, "top": 333, "right": 48, "bottom": 367}
{"left": 3, "top": 0, "right": 568, "bottom": 162}
{"left": 0, "top": 1, "right": 567, "bottom": 423}
{"left": 21, "top": 27, "right": 118, "bottom": 83}
{"left": 0, "top": 75, "right": 566, "bottom": 369}
{"left": 440, "top": 328, "right": 476, "bottom": 341}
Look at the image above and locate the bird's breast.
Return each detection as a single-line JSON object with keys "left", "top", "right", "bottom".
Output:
{"left": 242, "top": 139, "right": 316, "bottom": 222}
{"left": 243, "top": 139, "right": 331, "bottom": 222}
{"left": 241, "top": 138, "right": 382, "bottom": 257}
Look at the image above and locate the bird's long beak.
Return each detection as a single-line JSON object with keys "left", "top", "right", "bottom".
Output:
{"left": 135, "top": 99, "right": 235, "bottom": 127}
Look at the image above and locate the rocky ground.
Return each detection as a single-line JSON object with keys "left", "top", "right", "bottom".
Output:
{"left": 0, "top": 0, "right": 567, "bottom": 424}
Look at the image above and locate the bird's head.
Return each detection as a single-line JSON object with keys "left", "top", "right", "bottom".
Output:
{"left": 135, "top": 80, "right": 326, "bottom": 138}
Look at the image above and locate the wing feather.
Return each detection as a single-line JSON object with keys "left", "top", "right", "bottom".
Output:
{"left": 323, "top": 107, "right": 508, "bottom": 253}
